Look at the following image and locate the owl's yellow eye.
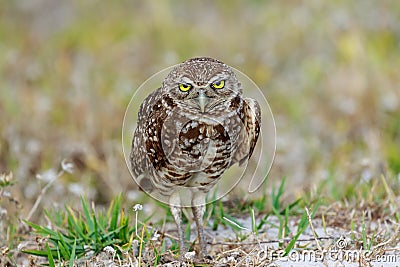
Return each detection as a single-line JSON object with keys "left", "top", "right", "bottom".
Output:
{"left": 211, "top": 80, "right": 225, "bottom": 89}
{"left": 179, "top": 83, "right": 192, "bottom": 92}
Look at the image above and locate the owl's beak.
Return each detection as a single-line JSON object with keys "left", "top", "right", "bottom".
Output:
{"left": 197, "top": 90, "right": 210, "bottom": 113}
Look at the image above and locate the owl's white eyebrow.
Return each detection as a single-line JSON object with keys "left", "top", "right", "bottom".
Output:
{"left": 208, "top": 75, "right": 225, "bottom": 84}
{"left": 181, "top": 77, "right": 193, "bottom": 84}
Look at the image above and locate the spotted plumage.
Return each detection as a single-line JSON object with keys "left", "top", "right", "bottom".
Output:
{"left": 130, "top": 57, "right": 260, "bottom": 259}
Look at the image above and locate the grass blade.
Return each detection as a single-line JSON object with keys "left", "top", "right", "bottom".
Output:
{"left": 24, "top": 220, "right": 57, "bottom": 236}
{"left": 46, "top": 243, "right": 56, "bottom": 267}
{"left": 250, "top": 208, "right": 257, "bottom": 234}
{"left": 284, "top": 201, "right": 320, "bottom": 256}
{"left": 109, "top": 193, "right": 122, "bottom": 231}
{"left": 257, "top": 212, "right": 270, "bottom": 230}
{"left": 272, "top": 177, "right": 286, "bottom": 211}
{"left": 362, "top": 213, "right": 367, "bottom": 250}
{"left": 57, "top": 238, "right": 71, "bottom": 260}
{"left": 66, "top": 207, "right": 85, "bottom": 239}
{"left": 81, "top": 196, "right": 94, "bottom": 232}
{"left": 69, "top": 239, "right": 76, "bottom": 267}
{"left": 22, "top": 249, "right": 49, "bottom": 257}
{"left": 223, "top": 215, "right": 248, "bottom": 232}
{"left": 284, "top": 211, "right": 308, "bottom": 255}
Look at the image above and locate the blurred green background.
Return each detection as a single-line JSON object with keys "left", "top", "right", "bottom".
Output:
{"left": 0, "top": 0, "right": 399, "bottom": 221}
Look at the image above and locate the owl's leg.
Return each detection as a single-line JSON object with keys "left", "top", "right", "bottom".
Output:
{"left": 191, "top": 191, "right": 207, "bottom": 258}
{"left": 169, "top": 191, "right": 187, "bottom": 259}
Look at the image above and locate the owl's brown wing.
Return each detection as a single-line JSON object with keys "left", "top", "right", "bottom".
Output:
{"left": 131, "top": 88, "right": 159, "bottom": 175}
{"left": 130, "top": 88, "right": 172, "bottom": 191}
{"left": 231, "top": 97, "right": 261, "bottom": 166}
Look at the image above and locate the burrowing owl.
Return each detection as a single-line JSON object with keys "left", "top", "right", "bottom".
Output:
{"left": 130, "top": 57, "right": 260, "bottom": 259}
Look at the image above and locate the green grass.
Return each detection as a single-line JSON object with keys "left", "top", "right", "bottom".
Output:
{"left": 256, "top": 178, "right": 302, "bottom": 231}
{"left": 18, "top": 177, "right": 321, "bottom": 264}
{"left": 23, "top": 194, "right": 137, "bottom": 263}
{"left": 284, "top": 202, "right": 320, "bottom": 256}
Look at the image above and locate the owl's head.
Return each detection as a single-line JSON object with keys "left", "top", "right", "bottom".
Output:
{"left": 162, "top": 57, "right": 242, "bottom": 113}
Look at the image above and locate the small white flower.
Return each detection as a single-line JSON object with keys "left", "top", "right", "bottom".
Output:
{"left": 0, "top": 172, "right": 13, "bottom": 184}
{"left": 133, "top": 204, "right": 143, "bottom": 212}
{"left": 151, "top": 230, "right": 161, "bottom": 241}
{"left": 61, "top": 159, "right": 74, "bottom": 174}
{"left": 184, "top": 251, "right": 196, "bottom": 260}
{"left": 103, "top": 246, "right": 115, "bottom": 253}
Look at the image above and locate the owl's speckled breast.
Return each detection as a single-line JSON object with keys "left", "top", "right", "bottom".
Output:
{"left": 152, "top": 96, "right": 244, "bottom": 192}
